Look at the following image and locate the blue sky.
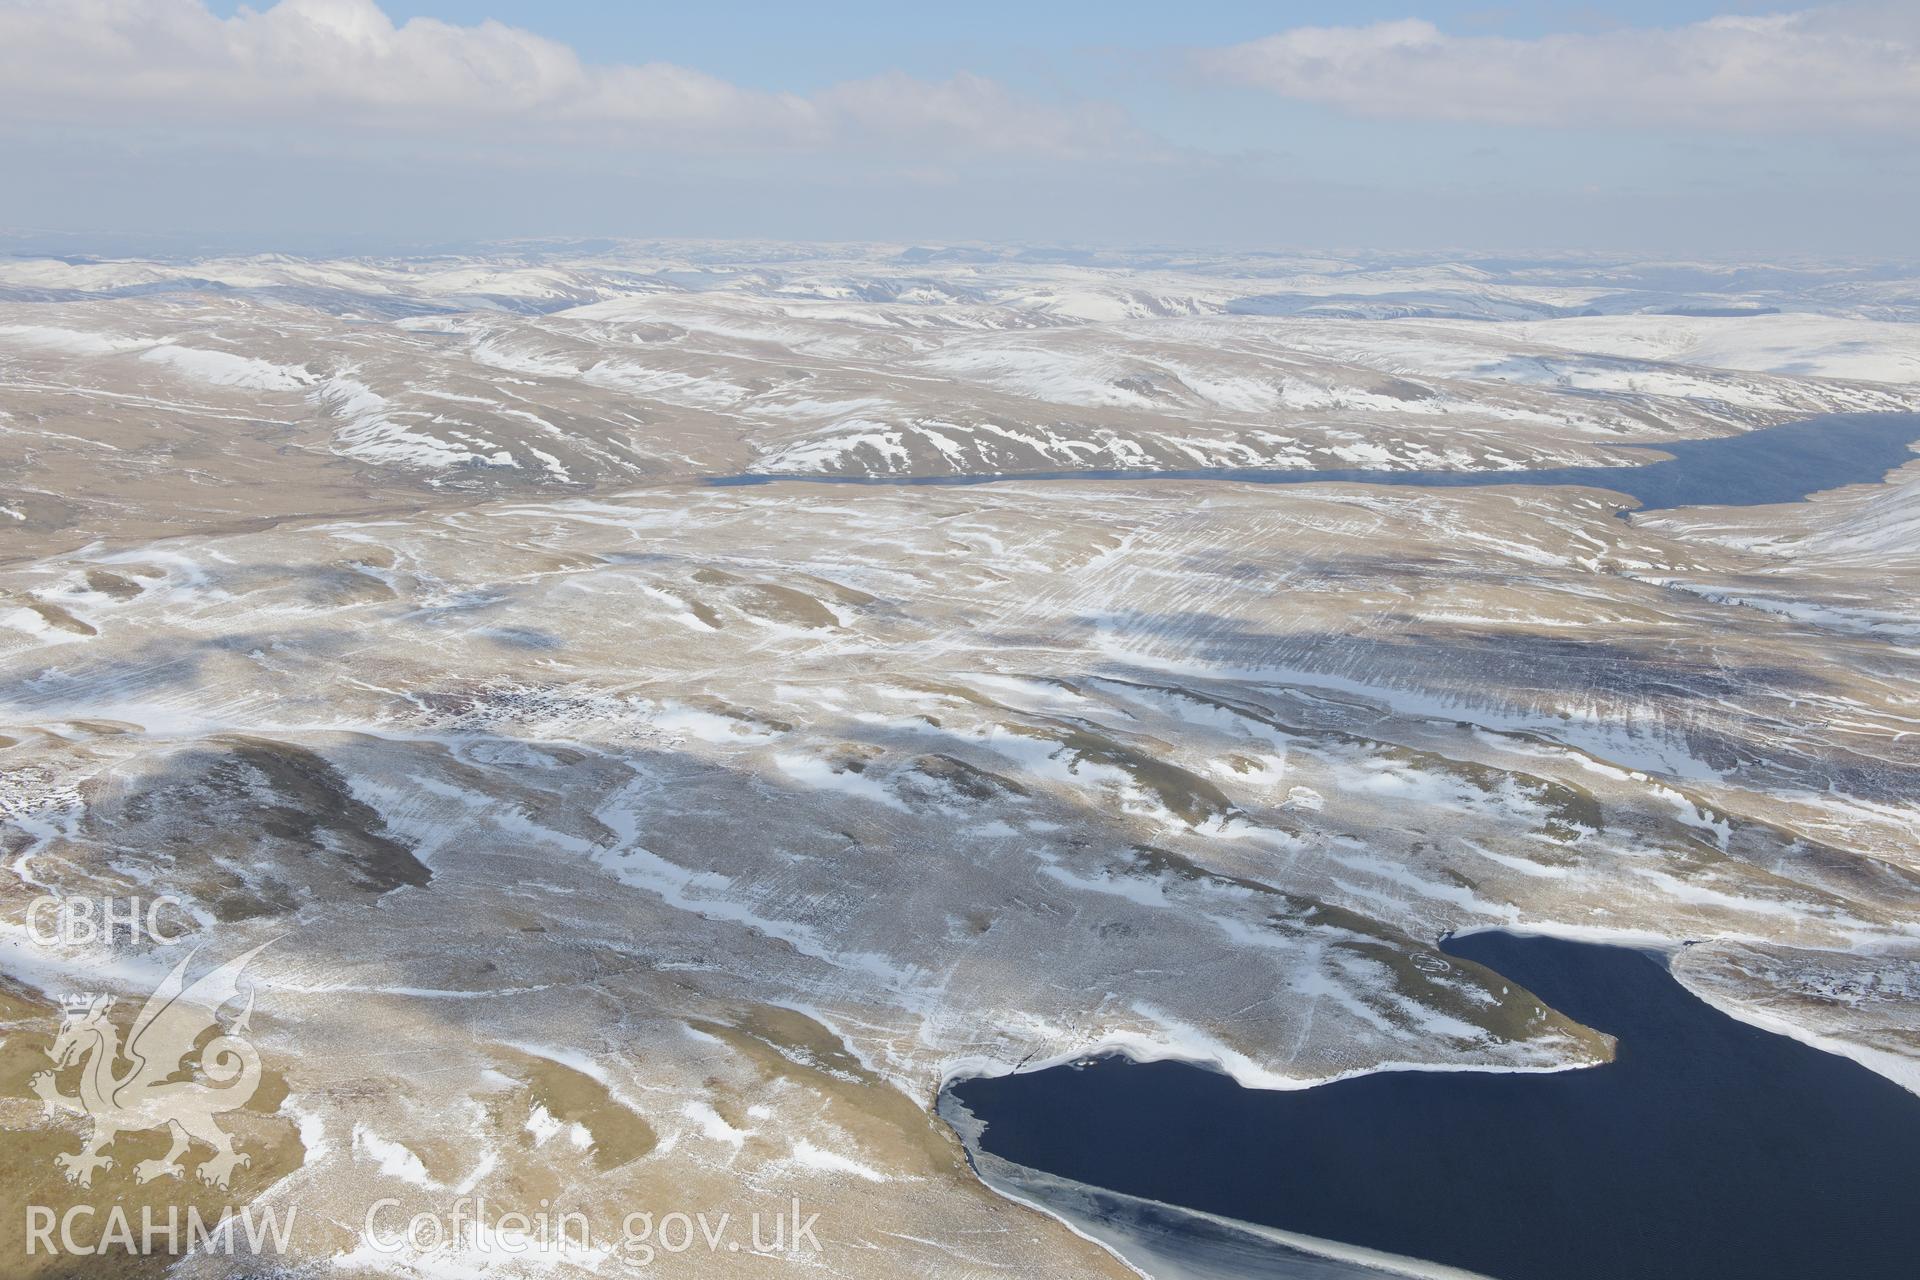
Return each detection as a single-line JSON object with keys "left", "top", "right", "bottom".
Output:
{"left": 259, "top": 2, "right": 1799, "bottom": 83}
{"left": 5, "top": 1, "right": 1916, "bottom": 256}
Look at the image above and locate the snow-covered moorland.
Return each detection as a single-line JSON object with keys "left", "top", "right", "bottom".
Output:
{"left": 2, "top": 243, "right": 1918, "bottom": 1278}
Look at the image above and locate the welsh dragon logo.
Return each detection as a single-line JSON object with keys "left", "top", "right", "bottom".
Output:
{"left": 31, "top": 943, "right": 269, "bottom": 1190}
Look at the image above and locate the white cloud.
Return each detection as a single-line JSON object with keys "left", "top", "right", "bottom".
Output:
{"left": 1197, "top": 7, "right": 1920, "bottom": 133}
{"left": 0, "top": 0, "right": 1125, "bottom": 155}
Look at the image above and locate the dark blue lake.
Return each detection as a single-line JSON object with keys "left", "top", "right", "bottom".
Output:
{"left": 713, "top": 410, "right": 1920, "bottom": 513}
{"left": 947, "top": 932, "right": 1920, "bottom": 1280}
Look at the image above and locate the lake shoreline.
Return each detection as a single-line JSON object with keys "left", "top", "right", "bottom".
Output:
{"left": 942, "top": 929, "right": 1920, "bottom": 1280}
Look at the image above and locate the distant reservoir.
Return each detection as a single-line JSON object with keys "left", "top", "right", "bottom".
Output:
{"left": 715, "top": 410, "right": 1920, "bottom": 513}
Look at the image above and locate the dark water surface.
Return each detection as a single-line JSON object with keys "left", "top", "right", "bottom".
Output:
{"left": 713, "top": 411, "right": 1920, "bottom": 512}
{"left": 948, "top": 932, "right": 1920, "bottom": 1280}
